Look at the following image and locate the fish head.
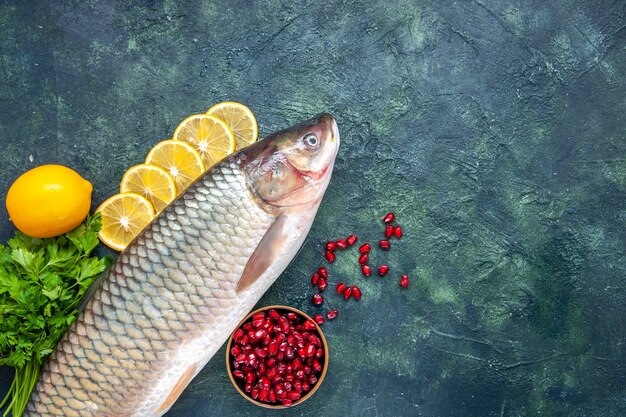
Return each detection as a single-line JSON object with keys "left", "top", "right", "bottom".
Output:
{"left": 239, "top": 113, "right": 340, "bottom": 210}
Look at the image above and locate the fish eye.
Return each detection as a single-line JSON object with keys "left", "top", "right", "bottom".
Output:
{"left": 303, "top": 134, "right": 319, "bottom": 148}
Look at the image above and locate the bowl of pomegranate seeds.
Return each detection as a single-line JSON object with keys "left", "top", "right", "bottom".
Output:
{"left": 226, "top": 305, "right": 329, "bottom": 408}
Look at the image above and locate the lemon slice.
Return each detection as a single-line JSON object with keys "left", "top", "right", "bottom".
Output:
{"left": 120, "top": 164, "right": 176, "bottom": 213}
{"left": 172, "top": 114, "right": 235, "bottom": 170}
{"left": 207, "top": 102, "right": 258, "bottom": 150}
{"left": 145, "top": 140, "right": 205, "bottom": 194}
{"left": 96, "top": 193, "right": 155, "bottom": 251}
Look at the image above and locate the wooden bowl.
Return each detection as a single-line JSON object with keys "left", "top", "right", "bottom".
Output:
{"left": 225, "top": 305, "right": 329, "bottom": 409}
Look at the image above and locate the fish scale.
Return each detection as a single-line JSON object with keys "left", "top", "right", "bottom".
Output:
{"left": 25, "top": 161, "right": 275, "bottom": 417}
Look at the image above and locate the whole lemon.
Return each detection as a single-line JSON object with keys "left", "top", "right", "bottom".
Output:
{"left": 6, "top": 164, "right": 93, "bottom": 238}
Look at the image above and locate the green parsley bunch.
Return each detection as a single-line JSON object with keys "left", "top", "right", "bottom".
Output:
{"left": 0, "top": 213, "right": 111, "bottom": 416}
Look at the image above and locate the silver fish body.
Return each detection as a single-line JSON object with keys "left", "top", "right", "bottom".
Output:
{"left": 25, "top": 114, "right": 339, "bottom": 416}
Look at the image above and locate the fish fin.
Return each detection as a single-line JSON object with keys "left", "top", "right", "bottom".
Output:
{"left": 237, "top": 215, "right": 286, "bottom": 293}
{"left": 157, "top": 364, "right": 198, "bottom": 413}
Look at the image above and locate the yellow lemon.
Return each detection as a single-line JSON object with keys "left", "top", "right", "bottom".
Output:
{"left": 95, "top": 193, "right": 155, "bottom": 251}
{"left": 145, "top": 140, "right": 205, "bottom": 194}
{"left": 172, "top": 114, "right": 235, "bottom": 170}
{"left": 207, "top": 102, "right": 258, "bottom": 150}
{"left": 6, "top": 164, "right": 92, "bottom": 238}
{"left": 120, "top": 164, "right": 176, "bottom": 213}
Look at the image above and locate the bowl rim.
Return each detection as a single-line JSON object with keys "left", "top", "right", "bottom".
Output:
{"left": 225, "top": 305, "right": 329, "bottom": 409}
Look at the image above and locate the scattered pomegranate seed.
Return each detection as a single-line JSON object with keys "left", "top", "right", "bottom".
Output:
{"left": 394, "top": 226, "right": 403, "bottom": 238}
{"left": 378, "top": 265, "right": 389, "bottom": 276}
{"left": 383, "top": 212, "right": 395, "bottom": 224}
{"left": 352, "top": 286, "right": 362, "bottom": 300}
{"left": 325, "top": 251, "right": 336, "bottom": 263}
{"left": 302, "top": 320, "right": 317, "bottom": 331}
{"left": 325, "top": 241, "right": 336, "bottom": 252}
{"left": 336, "top": 239, "right": 347, "bottom": 249}
{"left": 311, "top": 272, "right": 320, "bottom": 286}
{"left": 358, "top": 253, "right": 369, "bottom": 264}
{"left": 313, "top": 314, "right": 325, "bottom": 325}
{"left": 317, "top": 278, "right": 328, "bottom": 292}
{"left": 312, "top": 294, "right": 324, "bottom": 305}
{"left": 336, "top": 282, "right": 346, "bottom": 294}
{"left": 361, "top": 264, "right": 372, "bottom": 277}
{"left": 346, "top": 234, "right": 358, "bottom": 245}
{"left": 343, "top": 287, "right": 353, "bottom": 300}
{"left": 326, "top": 309, "right": 338, "bottom": 320}
{"left": 400, "top": 274, "right": 410, "bottom": 288}
{"left": 358, "top": 243, "right": 371, "bottom": 253}
{"left": 318, "top": 267, "right": 328, "bottom": 279}
{"left": 379, "top": 240, "right": 390, "bottom": 250}
{"left": 385, "top": 225, "right": 394, "bottom": 238}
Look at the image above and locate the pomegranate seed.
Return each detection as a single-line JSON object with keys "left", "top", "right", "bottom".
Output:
{"left": 336, "top": 282, "right": 346, "bottom": 294}
{"left": 394, "top": 226, "right": 403, "bottom": 238}
{"left": 361, "top": 264, "right": 372, "bottom": 277}
{"left": 400, "top": 274, "right": 410, "bottom": 288}
{"left": 318, "top": 267, "right": 328, "bottom": 279}
{"left": 312, "top": 359, "right": 323, "bottom": 373}
{"left": 245, "top": 383, "right": 253, "bottom": 393}
{"left": 269, "top": 389, "right": 277, "bottom": 403}
{"left": 336, "top": 239, "right": 347, "bottom": 249}
{"left": 252, "top": 387, "right": 260, "bottom": 400}
{"left": 233, "top": 370, "right": 244, "bottom": 380}
{"left": 268, "top": 340, "right": 278, "bottom": 356}
{"left": 311, "top": 272, "right": 320, "bottom": 286}
{"left": 383, "top": 212, "right": 395, "bottom": 223}
{"left": 302, "top": 382, "right": 311, "bottom": 392}
{"left": 385, "top": 225, "right": 394, "bottom": 238}
{"left": 343, "top": 287, "right": 353, "bottom": 300}
{"left": 352, "top": 286, "right": 362, "bottom": 300}
{"left": 235, "top": 353, "right": 247, "bottom": 363}
{"left": 302, "top": 320, "right": 316, "bottom": 331}
{"left": 260, "top": 376, "right": 271, "bottom": 388}
{"left": 315, "top": 348, "right": 324, "bottom": 358}
{"left": 313, "top": 314, "right": 325, "bottom": 325}
{"left": 379, "top": 240, "right": 391, "bottom": 250}
{"left": 266, "top": 358, "right": 276, "bottom": 368}
{"left": 305, "top": 343, "right": 316, "bottom": 357}
{"left": 268, "top": 309, "right": 280, "bottom": 319}
{"left": 309, "top": 334, "right": 321, "bottom": 347}
{"left": 233, "top": 329, "right": 244, "bottom": 340}
{"left": 346, "top": 234, "right": 358, "bottom": 245}
{"left": 282, "top": 398, "right": 293, "bottom": 406}
{"left": 312, "top": 293, "right": 324, "bottom": 305}
{"left": 326, "top": 309, "right": 338, "bottom": 320}
{"left": 309, "top": 374, "right": 319, "bottom": 385}
{"left": 289, "top": 390, "right": 301, "bottom": 400}
{"left": 358, "top": 253, "right": 369, "bottom": 264}
{"left": 259, "top": 387, "right": 270, "bottom": 402}
{"left": 325, "top": 251, "right": 336, "bottom": 263}
{"left": 245, "top": 371, "right": 256, "bottom": 384}
{"left": 378, "top": 265, "right": 389, "bottom": 276}
{"left": 230, "top": 345, "right": 240, "bottom": 356}
{"left": 325, "top": 241, "right": 336, "bottom": 251}
{"left": 317, "top": 278, "right": 328, "bottom": 292}
{"left": 358, "top": 243, "right": 371, "bottom": 253}
{"left": 286, "top": 312, "right": 298, "bottom": 321}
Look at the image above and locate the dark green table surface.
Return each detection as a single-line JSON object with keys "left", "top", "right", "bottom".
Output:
{"left": 1, "top": 1, "right": 625, "bottom": 416}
